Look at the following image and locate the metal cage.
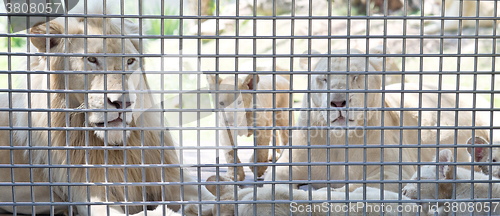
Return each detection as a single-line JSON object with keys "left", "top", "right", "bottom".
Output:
{"left": 0, "top": 0, "right": 499, "bottom": 215}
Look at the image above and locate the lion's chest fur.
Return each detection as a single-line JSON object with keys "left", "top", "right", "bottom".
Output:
{"left": 5, "top": 92, "right": 180, "bottom": 214}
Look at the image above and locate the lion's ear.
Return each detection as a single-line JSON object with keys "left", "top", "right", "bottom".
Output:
{"left": 299, "top": 50, "right": 322, "bottom": 71}
{"left": 466, "top": 136, "right": 490, "bottom": 162}
{"left": 241, "top": 74, "right": 259, "bottom": 90}
{"left": 30, "top": 21, "right": 64, "bottom": 52}
{"left": 368, "top": 45, "right": 387, "bottom": 71}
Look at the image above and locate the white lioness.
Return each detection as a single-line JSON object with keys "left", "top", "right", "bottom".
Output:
{"left": 0, "top": 12, "right": 213, "bottom": 216}
{"left": 264, "top": 48, "right": 492, "bottom": 193}
{"left": 207, "top": 74, "right": 292, "bottom": 180}
{"left": 206, "top": 175, "right": 420, "bottom": 216}
{"left": 402, "top": 148, "right": 500, "bottom": 216}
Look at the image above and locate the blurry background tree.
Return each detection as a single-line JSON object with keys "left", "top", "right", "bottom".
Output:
{"left": 188, "top": 0, "right": 213, "bottom": 19}
{"left": 348, "top": 0, "right": 420, "bottom": 15}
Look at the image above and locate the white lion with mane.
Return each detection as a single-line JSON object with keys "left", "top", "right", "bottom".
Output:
{"left": 0, "top": 5, "right": 214, "bottom": 216}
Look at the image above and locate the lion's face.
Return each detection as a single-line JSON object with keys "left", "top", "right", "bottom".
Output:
{"left": 217, "top": 91, "right": 248, "bottom": 127}
{"left": 310, "top": 49, "right": 382, "bottom": 128}
{"left": 30, "top": 18, "right": 142, "bottom": 145}
{"left": 74, "top": 39, "right": 140, "bottom": 144}
{"left": 207, "top": 74, "right": 258, "bottom": 127}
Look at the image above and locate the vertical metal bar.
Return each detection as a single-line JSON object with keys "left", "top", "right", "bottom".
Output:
{"left": 45, "top": 0, "right": 55, "bottom": 213}
{"left": 6, "top": 0, "right": 15, "bottom": 214}
{"left": 24, "top": 0, "right": 35, "bottom": 214}
{"left": 252, "top": 0, "right": 258, "bottom": 214}
{"left": 364, "top": 0, "right": 370, "bottom": 202}
{"left": 271, "top": 0, "right": 277, "bottom": 213}
{"left": 402, "top": 0, "right": 412, "bottom": 206}
{"left": 306, "top": 0, "right": 312, "bottom": 199}
{"left": 288, "top": 1, "right": 296, "bottom": 213}
{"left": 138, "top": 1, "right": 148, "bottom": 214}
{"left": 379, "top": 0, "right": 387, "bottom": 203}
{"left": 159, "top": 0, "right": 166, "bottom": 212}
{"left": 24, "top": 1, "right": 34, "bottom": 214}
{"left": 418, "top": 0, "right": 429, "bottom": 205}
{"left": 233, "top": 0, "right": 239, "bottom": 215}
{"left": 83, "top": 1, "right": 89, "bottom": 215}
{"left": 470, "top": 0, "right": 480, "bottom": 202}
{"left": 489, "top": 0, "right": 498, "bottom": 205}
{"left": 344, "top": 0, "right": 351, "bottom": 200}
{"left": 326, "top": 1, "right": 332, "bottom": 214}
{"left": 101, "top": 1, "right": 111, "bottom": 215}
{"left": 63, "top": 0, "right": 71, "bottom": 214}
{"left": 438, "top": 0, "right": 446, "bottom": 202}
{"left": 453, "top": 0, "right": 464, "bottom": 205}
{"left": 213, "top": 0, "right": 221, "bottom": 215}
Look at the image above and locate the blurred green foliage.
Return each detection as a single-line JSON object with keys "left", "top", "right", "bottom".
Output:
{"left": 146, "top": 5, "right": 180, "bottom": 36}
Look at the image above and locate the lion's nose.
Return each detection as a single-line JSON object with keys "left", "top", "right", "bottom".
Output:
{"left": 330, "top": 100, "right": 346, "bottom": 107}
{"left": 107, "top": 98, "right": 133, "bottom": 109}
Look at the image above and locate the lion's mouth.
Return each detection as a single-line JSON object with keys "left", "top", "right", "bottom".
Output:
{"left": 331, "top": 116, "right": 355, "bottom": 123}
{"left": 94, "top": 118, "right": 125, "bottom": 127}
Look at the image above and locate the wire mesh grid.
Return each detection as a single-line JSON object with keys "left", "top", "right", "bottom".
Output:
{"left": 0, "top": 0, "right": 499, "bottom": 215}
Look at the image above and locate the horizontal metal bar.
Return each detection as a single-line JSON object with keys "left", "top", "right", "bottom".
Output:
{"left": 3, "top": 52, "right": 500, "bottom": 58}
{"left": 1, "top": 89, "right": 500, "bottom": 94}
{"left": 0, "top": 162, "right": 497, "bottom": 169}
{"left": 1, "top": 70, "right": 499, "bottom": 75}
{"left": 2, "top": 13, "right": 499, "bottom": 20}
{"left": 5, "top": 33, "right": 500, "bottom": 40}
{"left": 0, "top": 107, "right": 498, "bottom": 113}
{"left": 6, "top": 144, "right": 500, "bottom": 150}
{"left": 1, "top": 125, "right": 499, "bottom": 131}
{"left": 1, "top": 143, "right": 500, "bottom": 150}
{"left": 0, "top": 179, "right": 498, "bottom": 187}
{"left": 2, "top": 198, "right": 496, "bottom": 206}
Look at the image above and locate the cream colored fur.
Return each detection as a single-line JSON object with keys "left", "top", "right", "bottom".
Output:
{"left": 299, "top": 46, "right": 403, "bottom": 85}
{"left": 207, "top": 74, "right": 292, "bottom": 180}
{"left": 206, "top": 175, "right": 421, "bottom": 216}
{"left": 466, "top": 136, "right": 500, "bottom": 178}
{"left": 0, "top": 10, "right": 213, "bottom": 216}
{"left": 402, "top": 149, "right": 500, "bottom": 216}
{"left": 424, "top": 0, "right": 499, "bottom": 34}
{"left": 264, "top": 48, "right": 492, "bottom": 193}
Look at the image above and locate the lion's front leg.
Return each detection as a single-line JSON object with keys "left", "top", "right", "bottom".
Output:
{"left": 248, "top": 130, "right": 272, "bottom": 178}
{"left": 219, "top": 130, "right": 245, "bottom": 181}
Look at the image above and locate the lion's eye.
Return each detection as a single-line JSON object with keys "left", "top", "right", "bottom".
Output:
{"left": 352, "top": 75, "right": 358, "bottom": 81}
{"left": 322, "top": 78, "right": 327, "bottom": 83}
{"left": 127, "top": 58, "right": 136, "bottom": 65}
{"left": 237, "top": 100, "right": 242, "bottom": 105}
{"left": 87, "top": 57, "right": 98, "bottom": 64}
{"left": 219, "top": 102, "right": 224, "bottom": 106}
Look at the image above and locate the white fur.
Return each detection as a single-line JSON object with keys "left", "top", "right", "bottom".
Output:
{"left": 403, "top": 149, "right": 500, "bottom": 216}
{"left": 0, "top": 5, "right": 213, "bottom": 216}
{"left": 264, "top": 48, "right": 492, "bottom": 193}
{"left": 207, "top": 175, "right": 421, "bottom": 216}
